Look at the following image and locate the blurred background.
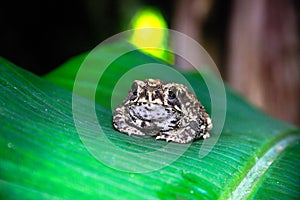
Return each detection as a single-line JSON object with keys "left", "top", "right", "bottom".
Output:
{"left": 1, "top": 0, "right": 299, "bottom": 125}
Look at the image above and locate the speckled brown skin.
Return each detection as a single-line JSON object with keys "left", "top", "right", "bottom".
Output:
{"left": 113, "top": 79, "right": 212, "bottom": 143}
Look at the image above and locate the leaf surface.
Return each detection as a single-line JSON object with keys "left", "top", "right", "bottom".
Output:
{"left": 1, "top": 43, "right": 300, "bottom": 199}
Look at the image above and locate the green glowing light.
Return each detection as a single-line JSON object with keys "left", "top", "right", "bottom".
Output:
{"left": 130, "top": 8, "right": 173, "bottom": 63}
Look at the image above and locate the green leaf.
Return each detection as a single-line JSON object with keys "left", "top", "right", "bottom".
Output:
{"left": 1, "top": 42, "right": 300, "bottom": 199}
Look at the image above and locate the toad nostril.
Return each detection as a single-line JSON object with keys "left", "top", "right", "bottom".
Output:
{"left": 145, "top": 93, "right": 149, "bottom": 100}
{"left": 151, "top": 92, "right": 156, "bottom": 101}
{"left": 152, "top": 91, "right": 163, "bottom": 102}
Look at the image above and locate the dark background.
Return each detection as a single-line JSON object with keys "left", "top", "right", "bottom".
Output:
{"left": 1, "top": 0, "right": 299, "bottom": 125}
{"left": 0, "top": 0, "right": 230, "bottom": 75}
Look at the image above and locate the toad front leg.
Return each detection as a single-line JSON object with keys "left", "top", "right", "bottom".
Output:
{"left": 113, "top": 106, "right": 146, "bottom": 136}
{"left": 155, "top": 119, "right": 211, "bottom": 143}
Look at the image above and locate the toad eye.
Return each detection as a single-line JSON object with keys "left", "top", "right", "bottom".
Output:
{"left": 130, "top": 90, "right": 138, "bottom": 101}
{"left": 130, "top": 83, "right": 139, "bottom": 101}
{"left": 132, "top": 90, "right": 138, "bottom": 96}
{"left": 168, "top": 90, "right": 176, "bottom": 100}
